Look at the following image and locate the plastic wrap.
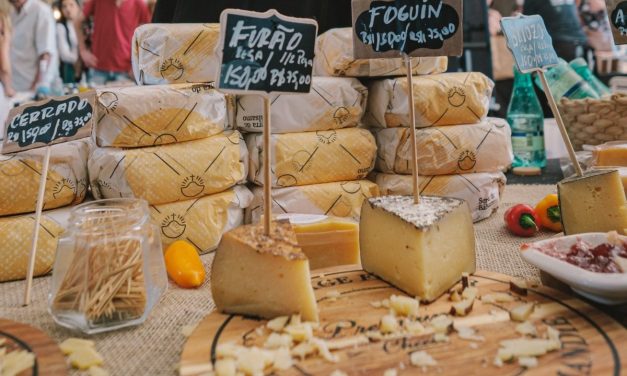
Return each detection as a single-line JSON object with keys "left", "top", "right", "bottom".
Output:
{"left": 374, "top": 118, "right": 513, "bottom": 176}
{"left": 90, "top": 132, "right": 247, "bottom": 205}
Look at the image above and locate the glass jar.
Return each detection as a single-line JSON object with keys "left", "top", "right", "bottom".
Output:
{"left": 49, "top": 199, "right": 167, "bottom": 334}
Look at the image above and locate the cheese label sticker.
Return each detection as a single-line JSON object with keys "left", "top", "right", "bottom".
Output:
{"left": 500, "top": 15, "right": 560, "bottom": 73}
{"left": 216, "top": 9, "right": 318, "bottom": 96}
{"left": 351, "top": 0, "right": 463, "bottom": 59}
{"left": 2, "top": 92, "right": 95, "bottom": 154}
{"left": 606, "top": 0, "right": 627, "bottom": 45}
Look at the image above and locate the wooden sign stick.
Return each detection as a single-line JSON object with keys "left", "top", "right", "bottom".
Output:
{"left": 263, "top": 97, "right": 272, "bottom": 235}
{"left": 537, "top": 70, "right": 584, "bottom": 177}
{"left": 404, "top": 54, "right": 420, "bottom": 204}
{"left": 23, "top": 144, "right": 52, "bottom": 306}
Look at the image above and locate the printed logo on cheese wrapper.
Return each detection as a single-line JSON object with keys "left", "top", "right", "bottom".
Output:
{"left": 500, "top": 15, "right": 560, "bottom": 73}
{"left": 606, "top": 0, "right": 627, "bottom": 45}
{"left": 216, "top": 9, "right": 318, "bottom": 96}
{"left": 351, "top": 0, "right": 463, "bottom": 59}
{"left": 2, "top": 92, "right": 96, "bottom": 154}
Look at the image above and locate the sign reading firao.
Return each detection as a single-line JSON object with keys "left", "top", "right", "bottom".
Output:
{"left": 2, "top": 92, "right": 95, "bottom": 154}
{"left": 500, "top": 15, "right": 559, "bottom": 73}
{"left": 351, "top": 0, "right": 463, "bottom": 59}
{"left": 216, "top": 9, "right": 318, "bottom": 96}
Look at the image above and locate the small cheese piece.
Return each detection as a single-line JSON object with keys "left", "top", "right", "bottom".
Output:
{"left": 211, "top": 222, "right": 319, "bottom": 322}
{"left": 68, "top": 347, "right": 104, "bottom": 370}
{"left": 283, "top": 215, "right": 360, "bottom": 270}
{"left": 380, "top": 314, "right": 400, "bottom": 334}
{"left": 60, "top": 338, "right": 96, "bottom": 355}
{"left": 389, "top": 295, "right": 420, "bottom": 317}
{"left": 410, "top": 350, "right": 437, "bottom": 367}
{"left": 360, "top": 196, "right": 476, "bottom": 302}
{"left": 558, "top": 170, "right": 627, "bottom": 235}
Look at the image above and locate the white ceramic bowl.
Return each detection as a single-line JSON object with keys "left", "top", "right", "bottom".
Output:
{"left": 520, "top": 233, "right": 627, "bottom": 305}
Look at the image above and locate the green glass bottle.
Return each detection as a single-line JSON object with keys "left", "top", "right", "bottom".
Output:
{"left": 507, "top": 68, "right": 546, "bottom": 168}
{"left": 535, "top": 59, "right": 600, "bottom": 102}
{"left": 569, "top": 58, "right": 611, "bottom": 96}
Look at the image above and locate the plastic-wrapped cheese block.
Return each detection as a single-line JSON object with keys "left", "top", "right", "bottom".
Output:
{"left": 150, "top": 186, "right": 252, "bottom": 254}
{"left": 365, "top": 72, "right": 494, "bottom": 128}
{"left": 132, "top": 23, "right": 220, "bottom": 85}
{"left": 0, "top": 140, "right": 88, "bottom": 216}
{"left": 236, "top": 77, "right": 368, "bottom": 133}
{"left": 247, "top": 128, "right": 376, "bottom": 187}
{"left": 94, "top": 84, "right": 227, "bottom": 148}
{"left": 246, "top": 180, "right": 379, "bottom": 223}
{"left": 374, "top": 118, "right": 513, "bottom": 175}
{"left": 0, "top": 214, "right": 64, "bottom": 282}
{"left": 591, "top": 141, "right": 627, "bottom": 167}
{"left": 373, "top": 172, "right": 507, "bottom": 222}
{"left": 313, "top": 28, "right": 448, "bottom": 77}
{"left": 90, "top": 131, "right": 247, "bottom": 205}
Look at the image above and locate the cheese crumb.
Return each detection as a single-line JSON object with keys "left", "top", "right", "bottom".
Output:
{"left": 264, "top": 333, "right": 293, "bottom": 349}
{"left": 519, "top": 356, "right": 538, "bottom": 368}
{"left": 273, "top": 348, "right": 293, "bottom": 370}
{"left": 456, "top": 326, "right": 485, "bottom": 342}
{"left": 481, "top": 292, "right": 516, "bottom": 304}
{"left": 214, "top": 358, "right": 236, "bottom": 376}
{"left": 380, "top": 314, "right": 399, "bottom": 334}
{"left": 404, "top": 320, "right": 425, "bottom": 335}
{"left": 433, "top": 333, "right": 449, "bottom": 343}
{"left": 389, "top": 295, "right": 420, "bottom": 317}
{"left": 383, "top": 368, "right": 398, "bottom": 376}
{"left": 267, "top": 316, "right": 290, "bottom": 332}
{"left": 410, "top": 351, "right": 437, "bottom": 367}
{"left": 515, "top": 321, "right": 538, "bottom": 337}
{"left": 60, "top": 338, "right": 96, "bottom": 355}
{"left": 330, "top": 370, "right": 348, "bottom": 376}
{"left": 430, "top": 315, "right": 453, "bottom": 334}
{"left": 68, "top": 347, "right": 104, "bottom": 370}
{"left": 326, "top": 290, "right": 341, "bottom": 301}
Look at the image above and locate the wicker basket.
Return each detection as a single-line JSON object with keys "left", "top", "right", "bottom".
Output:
{"left": 558, "top": 93, "right": 627, "bottom": 151}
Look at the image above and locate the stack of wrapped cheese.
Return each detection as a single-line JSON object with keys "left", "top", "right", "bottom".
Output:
{"left": 92, "top": 43, "right": 252, "bottom": 254}
{"left": 239, "top": 76, "right": 379, "bottom": 223}
{"left": 0, "top": 140, "right": 89, "bottom": 282}
{"left": 326, "top": 29, "right": 512, "bottom": 222}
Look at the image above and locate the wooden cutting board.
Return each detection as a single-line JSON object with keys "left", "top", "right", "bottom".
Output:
{"left": 180, "top": 267, "right": 627, "bottom": 375}
{"left": 0, "top": 319, "right": 67, "bottom": 375}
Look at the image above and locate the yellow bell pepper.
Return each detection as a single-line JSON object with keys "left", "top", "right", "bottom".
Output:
{"left": 164, "top": 240, "right": 205, "bottom": 288}
{"left": 535, "top": 194, "right": 562, "bottom": 232}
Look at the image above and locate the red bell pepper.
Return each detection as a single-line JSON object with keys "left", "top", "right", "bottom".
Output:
{"left": 504, "top": 204, "right": 540, "bottom": 237}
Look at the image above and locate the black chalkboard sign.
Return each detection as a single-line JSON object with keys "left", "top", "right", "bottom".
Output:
{"left": 351, "top": 0, "right": 463, "bottom": 59}
{"left": 500, "top": 15, "right": 559, "bottom": 73}
{"left": 607, "top": 0, "right": 627, "bottom": 45}
{"left": 2, "top": 92, "right": 95, "bottom": 154}
{"left": 216, "top": 9, "right": 318, "bottom": 96}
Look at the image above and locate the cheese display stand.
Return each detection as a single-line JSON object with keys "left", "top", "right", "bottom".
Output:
{"left": 0, "top": 12, "right": 626, "bottom": 376}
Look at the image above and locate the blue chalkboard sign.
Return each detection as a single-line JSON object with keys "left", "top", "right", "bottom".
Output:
{"left": 500, "top": 15, "right": 559, "bottom": 73}
{"left": 216, "top": 9, "right": 318, "bottom": 96}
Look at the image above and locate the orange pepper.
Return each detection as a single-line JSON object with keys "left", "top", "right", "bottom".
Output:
{"left": 164, "top": 240, "right": 205, "bottom": 288}
{"left": 535, "top": 194, "right": 562, "bottom": 232}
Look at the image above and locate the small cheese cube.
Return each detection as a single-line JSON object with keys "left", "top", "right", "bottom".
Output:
{"left": 68, "top": 347, "right": 104, "bottom": 370}
{"left": 360, "top": 196, "right": 476, "bottom": 302}
{"left": 60, "top": 338, "right": 96, "bottom": 355}
{"left": 211, "top": 222, "right": 319, "bottom": 322}
{"left": 389, "top": 295, "right": 420, "bottom": 317}
{"left": 380, "top": 314, "right": 399, "bottom": 334}
{"left": 558, "top": 170, "right": 627, "bottom": 235}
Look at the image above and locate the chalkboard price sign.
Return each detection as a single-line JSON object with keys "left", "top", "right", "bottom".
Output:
{"left": 351, "top": 0, "right": 463, "bottom": 59}
{"left": 606, "top": 0, "right": 627, "bottom": 45}
{"left": 2, "top": 92, "right": 95, "bottom": 154}
{"left": 500, "top": 15, "right": 559, "bottom": 73}
{"left": 216, "top": 9, "right": 318, "bottom": 96}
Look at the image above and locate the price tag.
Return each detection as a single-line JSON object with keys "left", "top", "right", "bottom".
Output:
{"left": 216, "top": 9, "right": 318, "bottom": 96}
{"left": 606, "top": 0, "right": 627, "bottom": 45}
{"left": 500, "top": 15, "right": 560, "bottom": 73}
{"left": 351, "top": 0, "right": 463, "bottom": 59}
{"left": 2, "top": 92, "right": 95, "bottom": 154}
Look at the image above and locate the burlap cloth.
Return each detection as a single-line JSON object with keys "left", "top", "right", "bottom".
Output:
{"left": 0, "top": 184, "right": 556, "bottom": 375}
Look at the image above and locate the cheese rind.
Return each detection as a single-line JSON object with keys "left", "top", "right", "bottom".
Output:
{"left": 558, "top": 170, "right": 627, "bottom": 235}
{"left": 211, "top": 222, "right": 319, "bottom": 322}
{"left": 360, "top": 196, "right": 476, "bottom": 302}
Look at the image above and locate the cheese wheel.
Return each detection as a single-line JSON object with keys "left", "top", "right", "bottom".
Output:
{"left": 374, "top": 118, "right": 513, "bottom": 176}
{"left": 236, "top": 77, "right": 367, "bottom": 134}
{"left": 313, "top": 28, "right": 448, "bottom": 77}
{"left": 132, "top": 23, "right": 220, "bottom": 85}
{"left": 246, "top": 180, "right": 380, "bottom": 224}
{"left": 365, "top": 72, "right": 494, "bottom": 128}
{"left": 0, "top": 140, "right": 88, "bottom": 216}
{"left": 94, "top": 84, "right": 228, "bottom": 148}
{"left": 89, "top": 132, "right": 247, "bottom": 205}
{"left": 247, "top": 128, "right": 377, "bottom": 187}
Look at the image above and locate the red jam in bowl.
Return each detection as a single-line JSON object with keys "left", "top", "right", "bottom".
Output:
{"left": 533, "top": 240, "right": 627, "bottom": 274}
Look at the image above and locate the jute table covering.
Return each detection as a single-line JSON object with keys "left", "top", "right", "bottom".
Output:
{"left": 0, "top": 184, "right": 559, "bottom": 375}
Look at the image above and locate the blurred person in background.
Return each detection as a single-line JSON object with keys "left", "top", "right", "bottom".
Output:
{"left": 9, "top": 0, "right": 58, "bottom": 92}
{"left": 57, "top": 0, "right": 80, "bottom": 83}
{"left": 523, "top": 0, "right": 590, "bottom": 62}
{"left": 0, "top": 0, "right": 14, "bottom": 97}
{"left": 578, "top": 0, "right": 614, "bottom": 54}
{"left": 75, "top": 0, "right": 150, "bottom": 85}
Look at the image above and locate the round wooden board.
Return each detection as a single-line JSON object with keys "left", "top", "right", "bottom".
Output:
{"left": 180, "top": 267, "right": 627, "bottom": 376}
{"left": 0, "top": 319, "right": 67, "bottom": 376}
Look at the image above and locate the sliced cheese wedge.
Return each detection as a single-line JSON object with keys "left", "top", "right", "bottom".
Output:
{"left": 360, "top": 196, "right": 476, "bottom": 302}
{"left": 211, "top": 222, "right": 319, "bottom": 322}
